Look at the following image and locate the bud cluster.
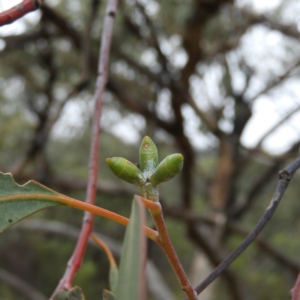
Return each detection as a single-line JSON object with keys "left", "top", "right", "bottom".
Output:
{"left": 106, "top": 136, "right": 184, "bottom": 202}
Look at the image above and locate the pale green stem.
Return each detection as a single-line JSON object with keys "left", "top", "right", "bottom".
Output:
{"left": 140, "top": 182, "right": 159, "bottom": 202}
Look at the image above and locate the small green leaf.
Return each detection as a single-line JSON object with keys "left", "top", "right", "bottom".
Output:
{"left": 106, "top": 157, "right": 146, "bottom": 186}
{"left": 0, "top": 172, "right": 62, "bottom": 233}
{"left": 54, "top": 286, "right": 86, "bottom": 300}
{"left": 116, "top": 197, "right": 147, "bottom": 300}
{"left": 109, "top": 263, "right": 118, "bottom": 294}
{"left": 139, "top": 136, "right": 158, "bottom": 178}
{"left": 103, "top": 289, "right": 116, "bottom": 300}
{"left": 149, "top": 153, "right": 184, "bottom": 186}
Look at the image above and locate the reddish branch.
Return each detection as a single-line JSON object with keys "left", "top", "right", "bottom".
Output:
{"left": 291, "top": 272, "right": 300, "bottom": 300}
{"left": 51, "top": 0, "right": 118, "bottom": 296}
{"left": 0, "top": 0, "right": 43, "bottom": 27}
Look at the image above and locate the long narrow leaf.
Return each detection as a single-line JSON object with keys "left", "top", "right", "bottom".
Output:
{"left": 116, "top": 197, "right": 147, "bottom": 300}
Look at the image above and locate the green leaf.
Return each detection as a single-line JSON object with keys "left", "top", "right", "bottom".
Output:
{"left": 109, "top": 263, "right": 118, "bottom": 294}
{"left": 103, "top": 289, "right": 116, "bottom": 300}
{"left": 0, "top": 172, "right": 144, "bottom": 235}
{"left": 0, "top": 172, "right": 62, "bottom": 233}
{"left": 139, "top": 136, "right": 158, "bottom": 178}
{"left": 149, "top": 153, "right": 184, "bottom": 186}
{"left": 115, "top": 197, "right": 147, "bottom": 300}
{"left": 106, "top": 157, "right": 146, "bottom": 186}
{"left": 54, "top": 286, "right": 86, "bottom": 300}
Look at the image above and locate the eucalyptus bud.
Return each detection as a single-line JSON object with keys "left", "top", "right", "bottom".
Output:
{"left": 149, "top": 154, "right": 183, "bottom": 186}
{"left": 139, "top": 136, "right": 158, "bottom": 178}
{"left": 106, "top": 157, "right": 146, "bottom": 186}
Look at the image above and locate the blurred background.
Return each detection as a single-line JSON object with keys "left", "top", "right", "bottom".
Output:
{"left": 1, "top": 0, "right": 300, "bottom": 299}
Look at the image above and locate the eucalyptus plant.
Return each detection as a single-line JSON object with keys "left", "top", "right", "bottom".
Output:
{"left": 107, "top": 136, "right": 198, "bottom": 300}
{"left": 1, "top": 135, "right": 300, "bottom": 299}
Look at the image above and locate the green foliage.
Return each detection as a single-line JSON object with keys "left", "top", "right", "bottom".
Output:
{"left": 116, "top": 198, "right": 146, "bottom": 300}
{"left": 0, "top": 172, "right": 61, "bottom": 232}
{"left": 108, "top": 263, "right": 118, "bottom": 295}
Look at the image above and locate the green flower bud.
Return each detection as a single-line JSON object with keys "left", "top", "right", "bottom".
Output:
{"left": 149, "top": 154, "right": 183, "bottom": 186}
{"left": 106, "top": 157, "right": 146, "bottom": 186}
{"left": 139, "top": 136, "right": 158, "bottom": 178}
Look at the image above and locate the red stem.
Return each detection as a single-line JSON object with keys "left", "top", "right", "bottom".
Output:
{"left": 291, "top": 272, "right": 300, "bottom": 300}
{"left": 0, "top": 0, "right": 43, "bottom": 27}
{"left": 136, "top": 196, "right": 197, "bottom": 300}
{"left": 51, "top": 0, "right": 118, "bottom": 296}
{"left": 155, "top": 212, "right": 197, "bottom": 300}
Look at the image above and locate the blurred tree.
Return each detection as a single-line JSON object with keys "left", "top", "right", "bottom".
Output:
{"left": 1, "top": 0, "right": 300, "bottom": 299}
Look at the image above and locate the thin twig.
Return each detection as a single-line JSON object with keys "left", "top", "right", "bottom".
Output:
{"left": 185, "top": 156, "right": 300, "bottom": 298}
{"left": 51, "top": 0, "right": 118, "bottom": 296}
{"left": 231, "top": 5, "right": 300, "bottom": 41}
{"left": 232, "top": 139, "right": 300, "bottom": 218}
{"left": 254, "top": 104, "right": 300, "bottom": 149}
{"left": 0, "top": 0, "right": 43, "bottom": 27}
{"left": 249, "top": 60, "right": 300, "bottom": 104}
{"left": 91, "top": 233, "right": 117, "bottom": 268}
